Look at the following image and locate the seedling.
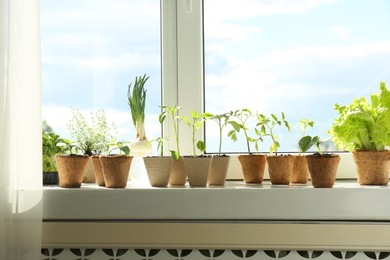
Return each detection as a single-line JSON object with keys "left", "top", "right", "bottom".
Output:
{"left": 298, "top": 135, "right": 322, "bottom": 154}
{"left": 160, "top": 105, "right": 181, "bottom": 160}
{"left": 228, "top": 108, "right": 257, "bottom": 154}
{"left": 209, "top": 112, "right": 231, "bottom": 156}
{"left": 107, "top": 140, "right": 131, "bottom": 156}
{"left": 297, "top": 119, "right": 320, "bottom": 154}
{"left": 146, "top": 110, "right": 169, "bottom": 157}
{"left": 182, "top": 111, "right": 213, "bottom": 156}
{"left": 256, "top": 112, "right": 291, "bottom": 155}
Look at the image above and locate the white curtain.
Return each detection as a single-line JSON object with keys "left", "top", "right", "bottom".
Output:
{"left": 0, "top": 0, "right": 43, "bottom": 259}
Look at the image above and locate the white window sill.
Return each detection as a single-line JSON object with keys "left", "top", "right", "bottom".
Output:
{"left": 43, "top": 180, "right": 390, "bottom": 221}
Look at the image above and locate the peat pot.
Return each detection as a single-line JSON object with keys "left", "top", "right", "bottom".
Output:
{"left": 100, "top": 155, "right": 133, "bottom": 188}
{"left": 144, "top": 156, "right": 172, "bottom": 187}
{"left": 184, "top": 156, "right": 212, "bottom": 187}
{"left": 306, "top": 154, "right": 340, "bottom": 188}
{"left": 56, "top": 155, "right": 90, "bottom": 188}
{"left": 237, "top": 154, "right": 266, "bottom": 183}
{"left": 352, "top": 150, "right": 390, "bottom": 185}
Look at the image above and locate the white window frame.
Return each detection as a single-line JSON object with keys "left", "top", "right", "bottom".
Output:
{"left": 162, "top": 0, "right": 356, "bottom": 180}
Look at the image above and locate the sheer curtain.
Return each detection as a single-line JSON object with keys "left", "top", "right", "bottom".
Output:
{"left": 0, "top": 0, "right": 43, "bottom": 259}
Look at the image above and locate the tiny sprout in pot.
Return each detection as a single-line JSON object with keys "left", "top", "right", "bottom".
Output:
{"left": 160, "top": 105, "right": 186, "bottom": 186}
{"left": 257, "top": 112, "right": 294, "bottom": 185}
{"left": 228, "top": 109, "right": 266, "bottom": 183}
{"left": 99, "top": 141, "right": 133, "bottom": 188}
{"left": 143, "top": 111, "right": 172, "bottom": 187}
{"left": 300, "top": 135, "right": 340, "bottom": 188}
{"left": 182, "top": 111, "right": 213, "bottom": 187}
{"left": 292, "top": 119, "right": 315, "bottom": 184}
{"left": 208, "top": 113, "right": 231, "bottom": 186}
{"left": 55, "top": 124, "right": 91, "bottom": 188}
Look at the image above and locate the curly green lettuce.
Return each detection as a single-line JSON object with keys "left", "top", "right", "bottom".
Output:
{"left": 329, "top": 81, "right": 390, "bottom": 151}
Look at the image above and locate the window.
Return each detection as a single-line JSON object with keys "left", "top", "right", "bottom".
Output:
{"left": 203, "top": 0, "right": 390, "bottom": 154}
{"left": 41, "top": 0, "right": 161, "bottom": 144}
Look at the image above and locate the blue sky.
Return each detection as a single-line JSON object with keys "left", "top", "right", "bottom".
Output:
{"left": 41, "top": 0, "right": 161, "bottom": 145}
{"left": 41, "top": 0, "right": 390, "bottom": 154}
{"left": 204, "top": 0, "right": 390, "bottom": 153}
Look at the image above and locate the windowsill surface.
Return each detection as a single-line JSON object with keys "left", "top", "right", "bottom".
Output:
{"left": 43, "top": 180, "right": 390, "bottom": 221}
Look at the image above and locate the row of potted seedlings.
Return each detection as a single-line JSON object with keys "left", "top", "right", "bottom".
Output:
{"left": 46, "top": 79, "right": 390, "bottom": 188}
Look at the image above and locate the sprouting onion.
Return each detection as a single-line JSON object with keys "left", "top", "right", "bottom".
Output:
{"left": 127, "top": 74, "right": 151, "bottom": 155}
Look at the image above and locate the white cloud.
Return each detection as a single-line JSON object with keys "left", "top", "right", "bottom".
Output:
{"left": 331, "top": 25, "right": 348, "bottom": 39}
{"left": 205, "top": 41, "right": 390, "bottom": 112}
{"left": 205, "top": 0, "right": 339, "bottom": 41}
{"left": 205, "top": 0, "right": 339, "bottom": 22}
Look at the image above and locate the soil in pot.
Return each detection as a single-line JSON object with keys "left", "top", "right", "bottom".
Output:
{"left": 291, "top": 155, "right": 309, "bottom": 184}
{"left": 100, "top": 155, "right": 133, "bottom": 188}
{"left": 91, "top": 156, "right": 105, "bottom": 186}
{"left": 238, "top": 154, "right": 266, "bottom": 183}
{"left": 169, "top": 156, "right": 187, "bottom": 186}
{"left": 352, "top": 150, "right": 390, "bottom": 185}
{"left": 208, "top": 155, "right": 230, "bottom": 186}
{"left": 56, "top": 154, "right": 90, "bottom": 188}
{"left": 184, "top": 156, "right": 212, "bottom": 187}
{"left": 306, "top": 153, "right": 340, "bottom": 188}
{"left": 144, "top": 156, "right": 172, "bottom": 187}
{"left": 266, "top": 155, "right": 295, "bottom": 185}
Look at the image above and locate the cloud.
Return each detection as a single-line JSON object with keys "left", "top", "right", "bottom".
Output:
{"left": 205, "top": 0, "right": 339, "bottom": 41}
{"left": 331, "top": 25, "right": 348, "bottom": 39}
{"left": 205, "top": 0, "right": 338, "bottom": 21}
{"left": 205, "top": 41, "right": 390, "bottom": 113}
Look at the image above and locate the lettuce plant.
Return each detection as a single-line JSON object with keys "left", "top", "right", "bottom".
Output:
{"left": 329, "top": 81, "right": 390, "bottom": 151}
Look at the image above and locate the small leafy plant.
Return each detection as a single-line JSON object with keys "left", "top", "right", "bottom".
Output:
{"left": 256, "top": 112, "right": 291, "bottom": 155}
{"left": 67, "top": 108, "right": 116, "bottom": 156}
{"left": 182, "top": 111, "right": 213, "bottom": 156}
{"left": 210, "top": 112, "right": 231, "bottom": 156}
{"left": 297, "top": 118, "right": 317, "bottom": 154}
{"left": 298, "top": 135, "right": 322, "bottom": 154}
{"left": 330, "top": 81, "right": 390, "bottom": 151}
{"left": 107, "top": 140, "right": 131, "bottom": 156}
{"left": 42, "top": 131, "right": 68, "bottom": 172}
{"left": 161, "top": 105, "right": 182, "bottom": 160}
{"left": 147, "top": 110, "right": 169, "bottom": 157}
{"left": 228, "top": 108, "right": 257, "bottom": 154}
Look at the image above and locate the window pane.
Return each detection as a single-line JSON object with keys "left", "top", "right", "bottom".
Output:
{"left": 204, "top": 0, "right": 390, "bottom": 153}
{"left": 41, "top": 0, "right": 161, "bottom": 144}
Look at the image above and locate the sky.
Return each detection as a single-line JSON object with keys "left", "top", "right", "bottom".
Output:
{"left": 204, "top": 0, "right": 390, "bottom": 153}
{"left": 41, "top": 0, "right": 390, "bottom": 154}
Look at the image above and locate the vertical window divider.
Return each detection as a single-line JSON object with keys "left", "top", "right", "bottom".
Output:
{"left": 162, "top": 0, "right": 203, "bottom": 156}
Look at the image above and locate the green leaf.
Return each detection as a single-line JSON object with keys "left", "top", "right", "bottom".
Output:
{"left": 228, "top": 130, "right": 237, "bottom": 142}
{"left": 159, "top": 111, "right": 167, "bottom": 124}
{"left": 120, "top": 146, "right": 130, "bottom": 156}
{"left": 228, "top": 121, "right": 241, "bottom": 132}
{"left": 299, "top": 136, "right": 316, "bottom": 153}
{"left": 170, "top": 150, "right": 180, "bottom": 160}
{"left": 196, "top": 140, "right": 206, "bottom": 152}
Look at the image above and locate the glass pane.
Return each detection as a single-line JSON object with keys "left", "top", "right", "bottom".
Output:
{"left": 41, "top": 0, "right": 161, "bottom": 146}
{"left": 204, "top": 0, "right": 390, "bottom": 153}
